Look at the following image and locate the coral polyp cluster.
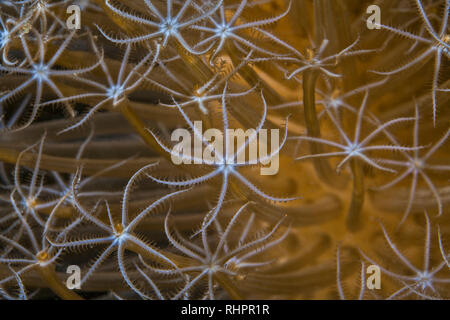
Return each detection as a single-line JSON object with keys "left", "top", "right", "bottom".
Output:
{"left": 0, "top": 0, "right": 449, "bottom": 300}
